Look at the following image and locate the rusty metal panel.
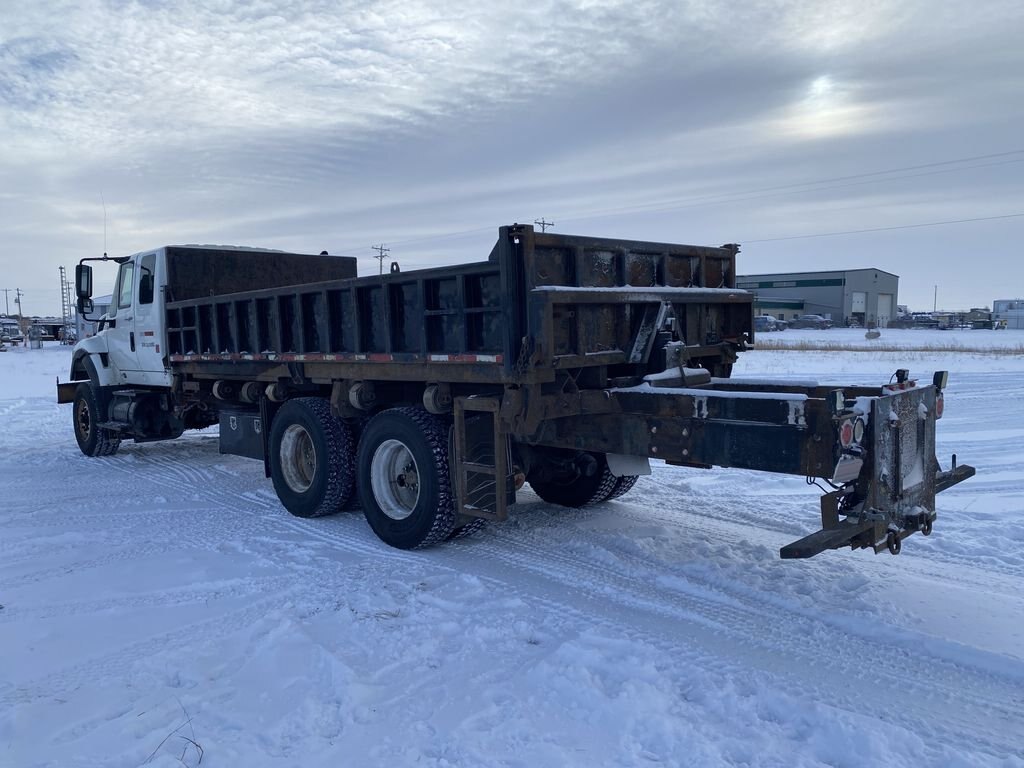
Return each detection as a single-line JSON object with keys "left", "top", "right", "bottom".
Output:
{"left": 278, "top": 294, "right": 298, "bottom": 352}
{"left": 165, "top": 225, "right": 750, "bottom": 383}
{"left": 165, "top": 247, "right": 357, "bottom": 303}
{"left": 326, "top": 288, "right": 355, "bottom": 352}
{"left": 865, "top": 386, "right": 938, "bottom": 522}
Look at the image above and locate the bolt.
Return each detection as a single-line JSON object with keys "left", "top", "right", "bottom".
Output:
{"left": 651, "top": 446, "right": 658, "bottom": 454}
{"left": 651, "top": 426, "right": 658, "bottom": 434}
{"left": 682, "top": 449, "right": 689, "bottom": 456}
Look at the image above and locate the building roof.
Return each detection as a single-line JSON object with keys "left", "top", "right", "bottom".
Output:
{"left": 753, "top": 298, "right": 805, "bottom": 308}
{"left": 738, "top": 267, "right": 899, "bottom": 280}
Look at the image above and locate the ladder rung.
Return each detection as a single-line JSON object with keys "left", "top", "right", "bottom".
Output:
{"left": 461, "top": 461, "right": 497, "bottom": 475}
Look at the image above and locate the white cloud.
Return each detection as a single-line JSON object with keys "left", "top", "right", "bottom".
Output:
{"left": 1, "top": 0, "right": 1022, "bottom": 313}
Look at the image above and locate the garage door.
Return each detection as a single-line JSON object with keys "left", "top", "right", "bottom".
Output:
{"left": 878, "top": 293, "right": 893, "bottom": 327}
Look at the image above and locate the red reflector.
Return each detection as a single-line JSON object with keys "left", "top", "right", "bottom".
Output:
{"left": 840, "top": 420, "right": 855, "bottom": 447}
{"left": 935, "top": 393, "right": 944, "bottom": 419}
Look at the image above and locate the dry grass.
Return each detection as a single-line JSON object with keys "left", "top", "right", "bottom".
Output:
{"left": 750, "top": 339, "right": 1024, "bottom": 355}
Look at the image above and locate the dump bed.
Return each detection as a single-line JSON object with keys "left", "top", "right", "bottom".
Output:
{"left": 163, "top": 246, "right": 357, "bottom": 302}
{"left": 166, "top": 225, "right": 753, "bottom": 383}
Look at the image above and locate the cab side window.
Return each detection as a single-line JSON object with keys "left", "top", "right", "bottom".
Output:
{"left": 138, "top": 254, "right": 155, "bottom": 305}
{"left": 117, "top": 263, "right": 135, "bottom": 310}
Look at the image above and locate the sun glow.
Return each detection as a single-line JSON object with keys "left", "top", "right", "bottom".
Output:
{"left": 774, "top": 75, "right": 875, "bottom": 139}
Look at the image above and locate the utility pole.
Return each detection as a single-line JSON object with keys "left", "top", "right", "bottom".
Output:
{"left": 371, "top": 244, "right": 390, "bottom": 276}
{"left": 14, "top": 288, "right": 23, "bottom": 318}
{"left": 933, "top": 285, "right": 937, "bottom": 313}
{"left": 1, "top": 288, "right": 9, "bottom": 316}
{"left": 534, "top": 218, "right": 554, "bottom": 233}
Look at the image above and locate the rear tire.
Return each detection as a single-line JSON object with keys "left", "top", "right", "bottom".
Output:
{"left": 72, "top": 382, "right": 121, "bottom": 457}
{"left": 447, "top": 516, "right": 488, "bottom": 540}
{"left": 269, "top": 397, "right": 355, "bottom": 518}
{"left": 605, "top": 474, "right": 639, "bottom": 501}
{"left": 529, "top": 452, "right": 618, "bottom": 508}
{"left": 357, "top": 407, "right": 457, "bottom": 549}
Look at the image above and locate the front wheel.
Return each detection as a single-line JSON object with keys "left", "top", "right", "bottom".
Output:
{"left": 269, "top": 398, "right": 355, "bottom": 518}
{"left": 72, "top": 382, "right": 121, "bottom": 457}
{"left": 357, "top": 407, "right": 457, "bottom": 549}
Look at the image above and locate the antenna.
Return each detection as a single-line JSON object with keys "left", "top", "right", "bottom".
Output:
{"left": 100, "top": 192, "right": 107, "bottom": 256}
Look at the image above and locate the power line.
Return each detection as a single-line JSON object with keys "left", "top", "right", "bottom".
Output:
{"left": 334, "top": 225, "right": 496, "bottom": 257}
{"left": 534, "top": 218, "right": 554, "bottom": 232}
{"left": 330, "top": 148, "right": 1024, "bottom": 257}
{"left": 741, "top": 212, "right": 1024, "bottom": 244}
{"left": 677, "top": 149, "right": 1024, "bottom": 202}
{"left": 556, "top": 155, "right": 1024, "bottom": 224}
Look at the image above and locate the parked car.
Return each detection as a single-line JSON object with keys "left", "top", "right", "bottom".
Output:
{"left": 754, "top": 314, "right": 788, "bottom": 331}
{"left": 788, "top": 314, "right": 833, "bottom": 329}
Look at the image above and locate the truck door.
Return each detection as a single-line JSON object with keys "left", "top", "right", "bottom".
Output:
{"left": 133, "top": 252, "right": 167, "bottom": 380}
{"left": 106, "top": 259, "right": 139, "bottom": 381}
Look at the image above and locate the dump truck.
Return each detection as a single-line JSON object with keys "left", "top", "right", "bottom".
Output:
{"left": 59, "top": 224, "right": 974, "bottom": 558}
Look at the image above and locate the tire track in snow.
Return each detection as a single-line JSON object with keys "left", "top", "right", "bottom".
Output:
{"left": 0, "top": 587, "right": 305, "bottom": 706}
{"left": 0, "top": 574, "right": 294, "bottom": 624}
{"left": 463, "top": 523, "right": 1024, "bottom": 760}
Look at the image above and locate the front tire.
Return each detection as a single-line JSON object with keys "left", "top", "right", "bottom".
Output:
{"left": 72, "top": 382, "right": 121, "bottom": 457}
{"left": 269, "top": 398, "right": 355, "bottom": 518}
{"left": 357, "top": 407, "right": 457, "bottom": 549}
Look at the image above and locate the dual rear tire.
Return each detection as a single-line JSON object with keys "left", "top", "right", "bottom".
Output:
{"left": 528, "top": 452, "right": 639, "bottom": 508}
{"left": 356, "top": 407, "right": 458, "bottom": 549}
{"left": 269, "top": 401, "right": 461, "bottom": 549}
{"left": 269, "top": 398, "right": 356, "bottom": 518}
{"left": 270, "top": 401, "right": 639, "bottom": 548}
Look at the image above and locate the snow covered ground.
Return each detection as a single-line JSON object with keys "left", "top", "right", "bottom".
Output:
{"left": 2, "top": 331, "right": 1023, "bottom": 767}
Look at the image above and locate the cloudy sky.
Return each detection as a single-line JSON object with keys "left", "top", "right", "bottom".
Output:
{"left": 2, "top": 0, "right": 1022, "bottom": 316}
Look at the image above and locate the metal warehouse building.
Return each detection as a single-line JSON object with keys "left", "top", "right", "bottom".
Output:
{"left": 737, "top": 268, "right": 899, "bottom": 327}
{"left": 993, "top": 299, "right": 1024, "bottom": 329}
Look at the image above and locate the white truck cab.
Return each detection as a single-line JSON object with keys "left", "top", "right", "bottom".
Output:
{"left": 74, "top": 250, "right": 172, "bottom": 388}
{"left": 59, "top": 243, "right": 352, "bottom": 457}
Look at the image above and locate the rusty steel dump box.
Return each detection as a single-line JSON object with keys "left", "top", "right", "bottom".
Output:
{"left": 165, "top": 224, "right": 749, "bottom": 386}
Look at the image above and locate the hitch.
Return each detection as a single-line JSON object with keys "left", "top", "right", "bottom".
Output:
{"left": 936, "top": 458, "right": 976, "bottom": 493}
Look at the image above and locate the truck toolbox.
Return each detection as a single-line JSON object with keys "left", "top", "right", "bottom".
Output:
{"left": 218, "top": 407, "right": 264, "bottom": 461}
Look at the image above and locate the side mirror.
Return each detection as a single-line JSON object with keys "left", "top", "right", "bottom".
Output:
{"left": 75, "top": 264, "right": 93, "bottom": 300}
{"left": 77, "top": 297, "right": 94, "bottom": 315}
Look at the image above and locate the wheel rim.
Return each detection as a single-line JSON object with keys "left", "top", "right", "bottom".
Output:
{"left": 370, "top": 439, "right": 420, "bottom": 521}
{"left": 75, "top": 399, "right": 92, "bottom": 440}
{"left": 279, "top": 424, "right": 317, "bottom": 493}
